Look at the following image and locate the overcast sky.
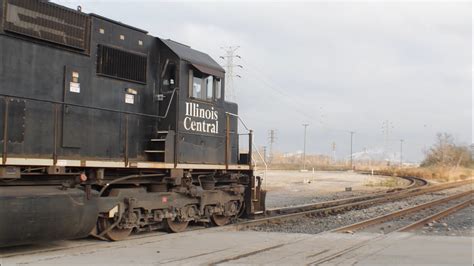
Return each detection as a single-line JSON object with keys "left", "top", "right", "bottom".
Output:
{"left": 56, "top": 0, "right": 472, "bottom": 162}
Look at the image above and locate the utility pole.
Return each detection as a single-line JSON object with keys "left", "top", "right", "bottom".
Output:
{"left": 332, "top": 141, "right": 336, "bottom": 164}
{"left": 400, "top": 139, "right": 404, "bottom": 167}
{"left": 350, "top": 131, "right": 355, "bottom": 170}
{"left": 268, "top": 130, "right": 276, "bottom": 164}
{"left": 220, "top": 46, "right": 242, "bottom": 102}
{"left": 381, "top": 120, "right": 394, "bottom": 160}
{"left": 302, "top": 124, "right": 309, "bottom": 170}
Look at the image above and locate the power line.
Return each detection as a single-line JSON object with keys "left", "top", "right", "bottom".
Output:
{"left": 236, "top": 57, "right": 408, "bottom": 158}
{"left": 239, "top": 60, "right": 360, "bottom": 135}
{"left": 240, "top": 58, "right": 310, "bottom": 106}
{"left": 239, "top": 68, "right": 315, "bottom": 121}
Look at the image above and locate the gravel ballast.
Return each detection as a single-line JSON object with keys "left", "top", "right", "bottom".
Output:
{"left": 416, "top": 204, "right": 473, "bottom": 237}
{"left": 247, "top": 185, "right": 472, "bottom": 235}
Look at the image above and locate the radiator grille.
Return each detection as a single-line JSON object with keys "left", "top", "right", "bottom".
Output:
{"left": 97, "top": 45, "right": 147, "bottom": 84}
{"left": 3, "top": 0, "right": 90, "bottom": 51}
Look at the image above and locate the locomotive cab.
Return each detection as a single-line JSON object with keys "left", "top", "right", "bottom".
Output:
{"left": 150, "top": 39, "right": 242, "bottom": 167}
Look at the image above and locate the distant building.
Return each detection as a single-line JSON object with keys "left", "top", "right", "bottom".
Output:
{"left": 470, "top": 144, "right": 473, "bottom": 160}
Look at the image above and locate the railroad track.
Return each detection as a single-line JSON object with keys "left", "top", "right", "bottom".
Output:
{"left": 1, "top": 177, "right": 471, "bottom": 259}
{"left": 265, "top": 175, "right": 427, "bottom": 216}
{"left": 308, "top": 189, "right": 473, "bottom": 265}
{"left": 233, "top": 178, "right": 472, "bottom": 230}
{"left": 332, "top": 189, "right": 473, "bottom": 233}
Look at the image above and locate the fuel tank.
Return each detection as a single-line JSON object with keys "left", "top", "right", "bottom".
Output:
{"left": 0, "top": 186, "right": 99, "bottom": 247}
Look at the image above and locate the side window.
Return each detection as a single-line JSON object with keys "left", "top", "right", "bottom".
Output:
{"left": 215, "top": 78, "right": 222, "bottom": 100}
{"left": 189, "top": 69, "right": 220, "bottom": 101}
{"left": 206, "top": 76, "right": 213, "bottom": 100}
{"left": 192, "top": 75, "right": 203, "bottom": 98}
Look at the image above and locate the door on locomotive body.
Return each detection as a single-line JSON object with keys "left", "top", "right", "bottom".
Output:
{"left": 159, "top": 59, "right": 178, "bottom": 119}
{"left": 62, "top": 66, "right": 91, "bottom": 149}
{"left": 62, "top": 65, "right": 123, "bottom": 159}
{"left": 178, "top": 65, "right": 225, "bottom": 164}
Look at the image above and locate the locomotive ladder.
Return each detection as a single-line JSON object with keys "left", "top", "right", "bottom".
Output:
{"left": 145, "top": 130, "right": 169, "bottom": 162}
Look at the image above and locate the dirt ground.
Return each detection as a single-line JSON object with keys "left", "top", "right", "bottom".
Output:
{"left": 258, "top": 170, "right": 409, "bottom": 208}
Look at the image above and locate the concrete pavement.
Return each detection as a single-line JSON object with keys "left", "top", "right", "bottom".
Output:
{"left": 1, "top": 227, "right": 471, "bottom": 265}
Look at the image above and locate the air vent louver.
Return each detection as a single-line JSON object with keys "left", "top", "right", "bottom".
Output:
{"left": 3, "top": 0, "right": 90, "bottom": 51}
{"left": 97, "top": 45, "right": 147, "bottom": 84}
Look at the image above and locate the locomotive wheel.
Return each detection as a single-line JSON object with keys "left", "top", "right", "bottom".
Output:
{"left": 98, "top": 218, "right": 133, "bottom": 241}
{"left": 163, "top": 218, "right": 189, "bottom": 233}
{"left": 211, "top": 214, "right": 231, "bottom": 226}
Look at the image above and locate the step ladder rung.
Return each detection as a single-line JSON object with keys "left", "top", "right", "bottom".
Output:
{"left": 145, "top": 150, "right": 165, "bottom": 153}
{"left": 150, "top": 139, "right": 166, "bottom": 142}
{"left": 157, "top": 131, "right": 169, "bottom": 134}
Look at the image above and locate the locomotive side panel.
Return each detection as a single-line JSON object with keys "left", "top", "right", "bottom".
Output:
{"left": 0, "top": 3, "right": 159, "bottom": 162}
{"left": 0, "top": 35, "right": 90, "bottom": 158}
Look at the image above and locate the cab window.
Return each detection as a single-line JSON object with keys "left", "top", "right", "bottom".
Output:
{"left": 215, "top": 78, "right": 222, "bottom": 100}
{"left": 205, "top": 76, "right": 213, "bottom": 100}
{"left": 189, "top": 69, "right": 220, "bottom": 101}
{"left": 192, "top": 75, "right": 202, "bottom": 98}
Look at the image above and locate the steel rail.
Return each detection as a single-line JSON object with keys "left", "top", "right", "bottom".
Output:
{"left": 398, "top": 197, "right": 473, "bottom": 232}
{"left": 332, "top": 189, "right": 473, "bottom": 233}
{"left": 264, "top": 177, "right": 461, "bottom": 217}
{"left": 265, "top": 175, "right": 419, "bottom": 216}
{"left": 232, "top": 178, "right": 472, "bottom": 230}
{"left": 305, "top": 196, "right": 473, "bottom": 266}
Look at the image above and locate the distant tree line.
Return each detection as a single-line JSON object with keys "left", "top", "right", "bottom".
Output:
{"left": 421, "top": 133, "right": 472, "bottom": 168}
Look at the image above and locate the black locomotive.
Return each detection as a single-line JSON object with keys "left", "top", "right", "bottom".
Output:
{"left": 0, "top": 0, "right": 265, "bottom": 246}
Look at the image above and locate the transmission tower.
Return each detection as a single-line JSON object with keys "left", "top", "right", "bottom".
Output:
{"left": 381, "top": 120, "right": 394, "bottom": 159}
{"left": 262, "top": 146, "right": 267, "bottom": 163}
{"left": 268, "top": 129, "right": 277, "bottom": 164}
{"left": 220, "top": 46, "right": 242, "bottom": 102}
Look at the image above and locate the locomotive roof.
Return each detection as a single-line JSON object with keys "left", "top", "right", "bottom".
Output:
{"left": 90, "top": 13, "right": 149, "bottom": 34}
{"left": 161, "top": 39, "right": 225, "bottom": 77}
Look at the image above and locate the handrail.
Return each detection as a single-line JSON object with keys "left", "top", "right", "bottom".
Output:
{"left": 0, "top": 88, "right": 177, "bottom": 119}
{"left": 225, "top": 112, "right": 268, "bottom": 190}
{"left": 252, "top": 142, "right": 268, "bottom": 190}
{"left": 226, "top": 112, "right": 251, "bottom": 131}
{"left": 160, "top": 88, "right": 177, "bottom": 118}
{"left": 0, "top": 89, "right": 177, "bottom": 166}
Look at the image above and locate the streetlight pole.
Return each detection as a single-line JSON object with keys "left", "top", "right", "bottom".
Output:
{"left": 302, "top": 124, "right": 309, "bottom": 170}
{"left": 400, "top": 139, "right": 404, "bottom": 167}
{"left": 350, "top": 131, "right": 354, "bottom": 170}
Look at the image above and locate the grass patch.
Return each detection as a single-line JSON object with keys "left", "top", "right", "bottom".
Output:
{"left": 365, "top": 176, "right": 403, "bottom": 188}
{"left": 365, "top": 166, "right": 473, "bottom": 183}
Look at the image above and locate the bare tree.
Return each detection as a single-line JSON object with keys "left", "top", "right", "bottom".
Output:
{"left": 421, "top": 133, "right": 471, "bottom": 167}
